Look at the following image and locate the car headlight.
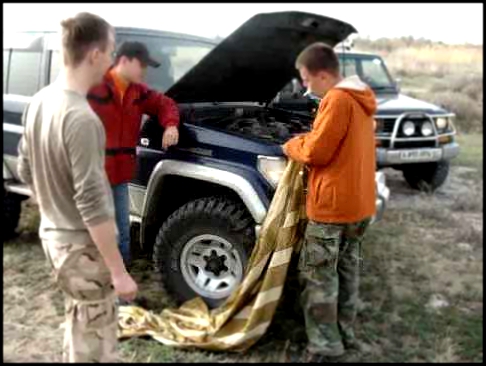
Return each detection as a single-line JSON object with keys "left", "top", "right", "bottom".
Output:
{"left": 257, "top": 156, "right": 287, "bottom": 188}
{"left": 435, "top": 117, "right": 448, "bottom": 130}
{"left": 421, "top": 121, "right": 434, "bottom": 136}
{"left": 402, "top": 121, "right": 415, "bottom": 136}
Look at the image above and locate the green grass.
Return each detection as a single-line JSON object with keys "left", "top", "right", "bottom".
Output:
{"left": 454, "top": 134, "right": 483, "bottom": 169}
{"left": 5, "top": 193, "right": 481, "bottom": 363}
{"left": 3, "top": 135, "right": 483, "bottom": 363}
{"left": 351, "top": 207, "right": 483, "bottom": 363}
{"left": 119, "top": 338, "right": 228, "bottom": 363}
{"left": 115, "top": 205, "right": 483, "bottom": 363}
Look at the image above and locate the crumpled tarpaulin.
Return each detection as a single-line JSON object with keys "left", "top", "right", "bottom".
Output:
{"left": 118, "top": 160, "right": 307, "bottom": 352}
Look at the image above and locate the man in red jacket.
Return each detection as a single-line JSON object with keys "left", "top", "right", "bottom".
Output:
{"left": 88, "top": 41, "right": 180, "bottom": 267}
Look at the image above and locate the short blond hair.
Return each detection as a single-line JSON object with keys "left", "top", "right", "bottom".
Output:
{"left": 295, "top": 42, "right": 340, "bottom": 76}
{"left": 60, "top": 12, "right": 113, "bottom": 67}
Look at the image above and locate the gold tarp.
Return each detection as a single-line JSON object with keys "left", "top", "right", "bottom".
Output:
{"left": 118, "top": 161, "right": 306, "bottom": 351}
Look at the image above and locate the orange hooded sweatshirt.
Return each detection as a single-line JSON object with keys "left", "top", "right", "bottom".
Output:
{"left": 283, "top": 75, "right": 377, "bottom": 223}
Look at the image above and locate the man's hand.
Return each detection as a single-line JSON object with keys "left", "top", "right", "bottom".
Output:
{"left": 162, "top": 126, "right": 179, "bottom": 150}
{"left": 112, "top": 271, "right": 138, "bottom": 302}
{"left": 281, "top": 144, "right": 288, "bottom": 156}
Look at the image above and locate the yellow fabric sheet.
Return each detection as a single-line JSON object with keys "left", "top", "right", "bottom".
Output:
{"left": 118, "top": 160, "right": 306, "bottom": 352}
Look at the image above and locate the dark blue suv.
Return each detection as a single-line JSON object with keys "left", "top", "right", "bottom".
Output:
{"left": 3, "top": 11, "right": 390, "bottom": 307}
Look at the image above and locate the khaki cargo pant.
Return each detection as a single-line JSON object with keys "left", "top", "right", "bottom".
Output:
{"left": 41, "top": 240, "right": 118, "bottom": 363}
{"left": 297, "top": 217, "right": 371, "bottom": 356}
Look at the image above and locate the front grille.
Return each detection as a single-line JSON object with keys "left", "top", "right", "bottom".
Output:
{"left": 377, "top": 139, "right": 390, "bottom": 148}
{"left": 376, "top": 116, "right": 437, "bottom": 138}
{"left": 376, "top": 118, "right": 395, "bottom": 134}
{"left": 393, "top": 140, "right": 437, "bottom": 149}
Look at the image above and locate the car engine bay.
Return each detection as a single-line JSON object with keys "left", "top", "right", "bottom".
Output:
{"left": 196, "top": 108, "right": 312, "bottom": 144}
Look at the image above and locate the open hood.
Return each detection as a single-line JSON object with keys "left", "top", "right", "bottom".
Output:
{"left": 166, "top": 11, "right": 356, "bottom": 103}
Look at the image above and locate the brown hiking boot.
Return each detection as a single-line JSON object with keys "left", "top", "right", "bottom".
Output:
{"left": 303, "top": 347, "right": 345, "bottom": 363}
{"left": 303, "top": 350, "right": 344, "bottom": 363}
{"left": 343, "top": 339, "right": 372, "bottom": 354}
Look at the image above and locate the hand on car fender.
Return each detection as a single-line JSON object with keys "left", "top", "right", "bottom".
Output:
{"left": 281, "top": 144, "right": 288, "bottom": 156}
{"left": 162, "top": 126, "right": 179, "bottom": 150}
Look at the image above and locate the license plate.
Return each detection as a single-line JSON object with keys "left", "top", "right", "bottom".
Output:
{"left": 399, "top": 149, "right": 442, "bottom": 162}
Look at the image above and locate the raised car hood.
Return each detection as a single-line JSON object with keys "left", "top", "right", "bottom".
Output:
{"left": 376, "top": 93, "right": 449, "bottom": 115}
{"left": 166, "top": 11, "right": 356, "bottom": 103}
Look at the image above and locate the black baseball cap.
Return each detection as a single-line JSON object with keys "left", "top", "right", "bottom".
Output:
{"left": 116, "top": 41, "right": 160, "bottom": 68}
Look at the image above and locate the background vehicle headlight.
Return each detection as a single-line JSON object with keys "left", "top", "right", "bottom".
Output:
{"left": 257, "top": 156, "right": 287, "bottom": 188}
{"left": 402, "top": 121, "right": 415, "bottom": 136}
{"left": 421, "top": 121, "right": 434, "bottom": 136}
{"left": 436, "top": 117, "right": 448, "bottom": 130}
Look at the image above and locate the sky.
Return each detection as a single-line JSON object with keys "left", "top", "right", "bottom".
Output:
{"left": 3, "top": 3, "right": 483, "bottom": 45}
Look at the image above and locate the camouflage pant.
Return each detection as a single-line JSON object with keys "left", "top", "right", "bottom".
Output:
{"left": 41, "top": 240, "right": 118, "bottom": 363}
{"left": 297, "top": 217, "right": 371, "bottom": 356}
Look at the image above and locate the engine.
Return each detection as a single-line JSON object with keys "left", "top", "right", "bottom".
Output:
{"left": 224, "top": 114, "right": 310, "bottom": 144}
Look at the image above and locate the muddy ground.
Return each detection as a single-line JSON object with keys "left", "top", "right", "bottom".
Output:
{"left": 3, "top": 134, "right": 482, "bottom": 363}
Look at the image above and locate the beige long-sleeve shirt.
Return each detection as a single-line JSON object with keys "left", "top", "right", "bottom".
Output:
{"left": 18, "top": 83, "right": 115, "bottom": 245}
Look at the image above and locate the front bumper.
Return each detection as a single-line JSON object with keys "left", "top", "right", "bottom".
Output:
{"left": 376, "top": 142, "right": 460, "bottom": 166}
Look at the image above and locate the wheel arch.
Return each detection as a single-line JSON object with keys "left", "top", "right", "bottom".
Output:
{"left": 139, "top": 160, "right": 267, "bottom": 250}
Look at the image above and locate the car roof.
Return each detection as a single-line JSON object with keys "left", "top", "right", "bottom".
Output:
{"left": 7, "top": 26, "right": 218, "bottom": 45}
{"left": 335, "top": 49, "right": 382, "bottom": 57}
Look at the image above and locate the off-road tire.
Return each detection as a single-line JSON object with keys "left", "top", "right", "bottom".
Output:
{"left": 402, "top": 161, "right": 450, "bottom": 192}
{"left": 154, "top": 196, "right": 255, "bottom": 308}
{"left": 4, "top": 187, "right": 22, "bottom": 241}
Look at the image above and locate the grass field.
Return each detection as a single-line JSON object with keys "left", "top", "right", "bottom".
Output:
{"left": 3, "top": 133, "right": 482, "bottom": 363}
{"left": 3, "top": 36, "right": 483, "bottom": 363}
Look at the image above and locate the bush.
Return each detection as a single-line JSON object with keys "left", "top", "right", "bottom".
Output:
{"left": 429, "top": 92, "right": 483, "bottom": 133}
{"left": 430, "top": 75, "right": 483, "bottom": 102}
{"left": 462, "top": 81, "right": 483, "bottom": 102}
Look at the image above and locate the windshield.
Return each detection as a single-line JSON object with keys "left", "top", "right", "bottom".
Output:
{"left": 116, "top": 34, "right": 215, "bottom": 92}
{"left": 339, "top": 54, "right": 396, "bottom": 91}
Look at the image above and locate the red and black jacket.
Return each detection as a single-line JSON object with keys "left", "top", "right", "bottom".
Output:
{"left": 88, "top": 71, "right": 179, "bottom": 186}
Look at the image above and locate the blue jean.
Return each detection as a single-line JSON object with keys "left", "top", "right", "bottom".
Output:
{"left": 111, "top": 183, "right": 131, "bottom": 266}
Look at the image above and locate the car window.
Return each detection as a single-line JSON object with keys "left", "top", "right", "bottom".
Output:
{"left": 360, "top": 57, "right": 393, "bottom": 87}
{"left": 8, "top": 50, "right": 42, "bottom": 96}
{"left": 340, "top": 57, "right": 359, "bottom": 77}
{"left": 50, "top": 51, "right": 61, "bottom": 84}
{"left": 3, "top": 50, "right": 10, "bottom": 91}
{"left": 116, "top": 34, "right": 214, "bottom": 92}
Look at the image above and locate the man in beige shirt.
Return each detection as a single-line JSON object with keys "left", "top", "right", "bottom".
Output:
{"left": 17, "top": 12, "right": 137, "bottom": 362}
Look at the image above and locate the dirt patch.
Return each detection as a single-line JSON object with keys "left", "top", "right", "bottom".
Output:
{"left": 3, "top": 238, "right": 64, "bottom": 362}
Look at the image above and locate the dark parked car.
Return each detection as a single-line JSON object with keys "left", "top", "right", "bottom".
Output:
{"left": 3, "top": 11, "right": 390, "bottom": 307}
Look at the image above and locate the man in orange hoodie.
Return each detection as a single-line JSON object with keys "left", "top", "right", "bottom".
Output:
{"left": 282, "top": 43, "right": 377, "bottom": 361}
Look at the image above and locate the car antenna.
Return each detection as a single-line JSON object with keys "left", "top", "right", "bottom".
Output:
{"left": 342, "top": 40, "right": 346, "bottom": 78}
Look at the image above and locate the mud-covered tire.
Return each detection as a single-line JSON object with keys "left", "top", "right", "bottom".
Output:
{"left": 4, "top": 187, "right": 22, "bottom": 241}
{"left": 154, "top": 196, "right": 255, "bottom": 308}
{"left": 402, "top": 161, "right": 450, "bottom": 192}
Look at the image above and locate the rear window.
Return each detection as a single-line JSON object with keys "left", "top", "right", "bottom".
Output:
{"left": 340, "top": 57, "right": 359, "bottom": 77}
{"left": 7, "top": 50, "right": 42, "bottom": 96}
